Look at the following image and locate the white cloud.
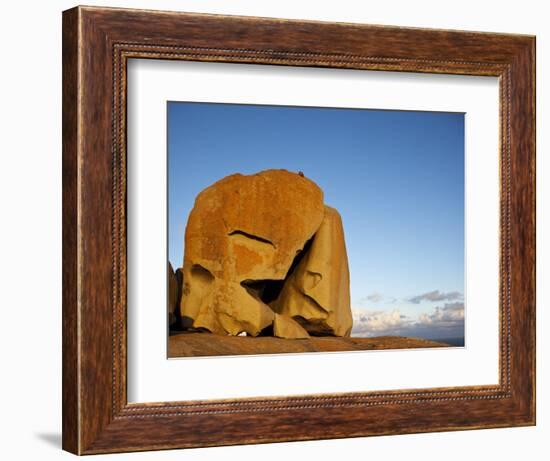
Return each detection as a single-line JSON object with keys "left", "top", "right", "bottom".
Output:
{"left": 417, "top": 302, "right": 464, "bottom": 326}
{"left": 351, "top": 309, "right": 412, "bottom": 337}
{"left": 352, "top": 302, "right": 465, "bottom": 341}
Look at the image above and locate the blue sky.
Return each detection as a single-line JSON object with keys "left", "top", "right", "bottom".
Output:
{"left": 168, "top": 102, "right": 465, "bottom": 343}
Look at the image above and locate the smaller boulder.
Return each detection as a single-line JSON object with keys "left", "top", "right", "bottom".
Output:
{"left": 273, "top": 314, "right": 310, "bottom": 339}
{"left": 168, "top": 263, "right": 179, "bottom": 326}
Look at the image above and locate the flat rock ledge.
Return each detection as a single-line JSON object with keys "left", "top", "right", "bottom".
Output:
{"left": 168, "top": 332, "right": 451, "bottom": 358}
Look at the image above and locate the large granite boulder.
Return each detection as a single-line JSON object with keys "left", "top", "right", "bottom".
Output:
{"left": 180, "top": 169, "right": 325, "bottom": 336}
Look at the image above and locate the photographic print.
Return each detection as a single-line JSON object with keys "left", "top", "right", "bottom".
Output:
{"left": 167, "top": 102, "right": 465, "bottom": 358}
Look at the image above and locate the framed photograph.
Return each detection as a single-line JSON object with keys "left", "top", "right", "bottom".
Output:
{"left": 62, "top": 5, "right": 535, "bottom": 454}
{"left": 165, "top": 101, "right": 467, "bottom": 359}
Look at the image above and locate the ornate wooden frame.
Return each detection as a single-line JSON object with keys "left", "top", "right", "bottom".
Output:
{"left": 62, "top": 5, "right": 536, "bottom": 455}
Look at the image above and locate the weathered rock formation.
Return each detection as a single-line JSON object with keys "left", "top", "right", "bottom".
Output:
{"left": 178, "top": 169, "right": 353, "bottom": 338}
{"left": 271, "top": 206, "right": 352, "bottom": 337}
{"left": 168, "top": 263, "right": 178, "bottom": 326}
{"left": 273, "top": 314, "right": 310, "bottom": 339}
{"left": 168, "top": 264, "right": 184, "bottom": 327}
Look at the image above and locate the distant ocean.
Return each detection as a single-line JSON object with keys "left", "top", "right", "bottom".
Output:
{"left": 435, "top": 337, "right": 465, "bottom": 347}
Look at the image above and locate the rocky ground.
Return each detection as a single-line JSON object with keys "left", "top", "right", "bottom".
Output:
{"left": 168, "top": 332, "right": 451, "bottom": 358}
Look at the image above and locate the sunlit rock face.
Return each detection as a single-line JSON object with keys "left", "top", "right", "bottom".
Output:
{"left": 178, "top": 169, "right": 353, "bottom": 338}
{"left": 271, "top": 206, "right": 353, "bottom": 337}
{"left": 273, "top": 313, "right": 310, "bottom": 339}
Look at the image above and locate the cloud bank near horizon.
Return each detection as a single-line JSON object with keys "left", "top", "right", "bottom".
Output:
{"left": 351, "top": 302, "right": 464, "bottom": 341}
